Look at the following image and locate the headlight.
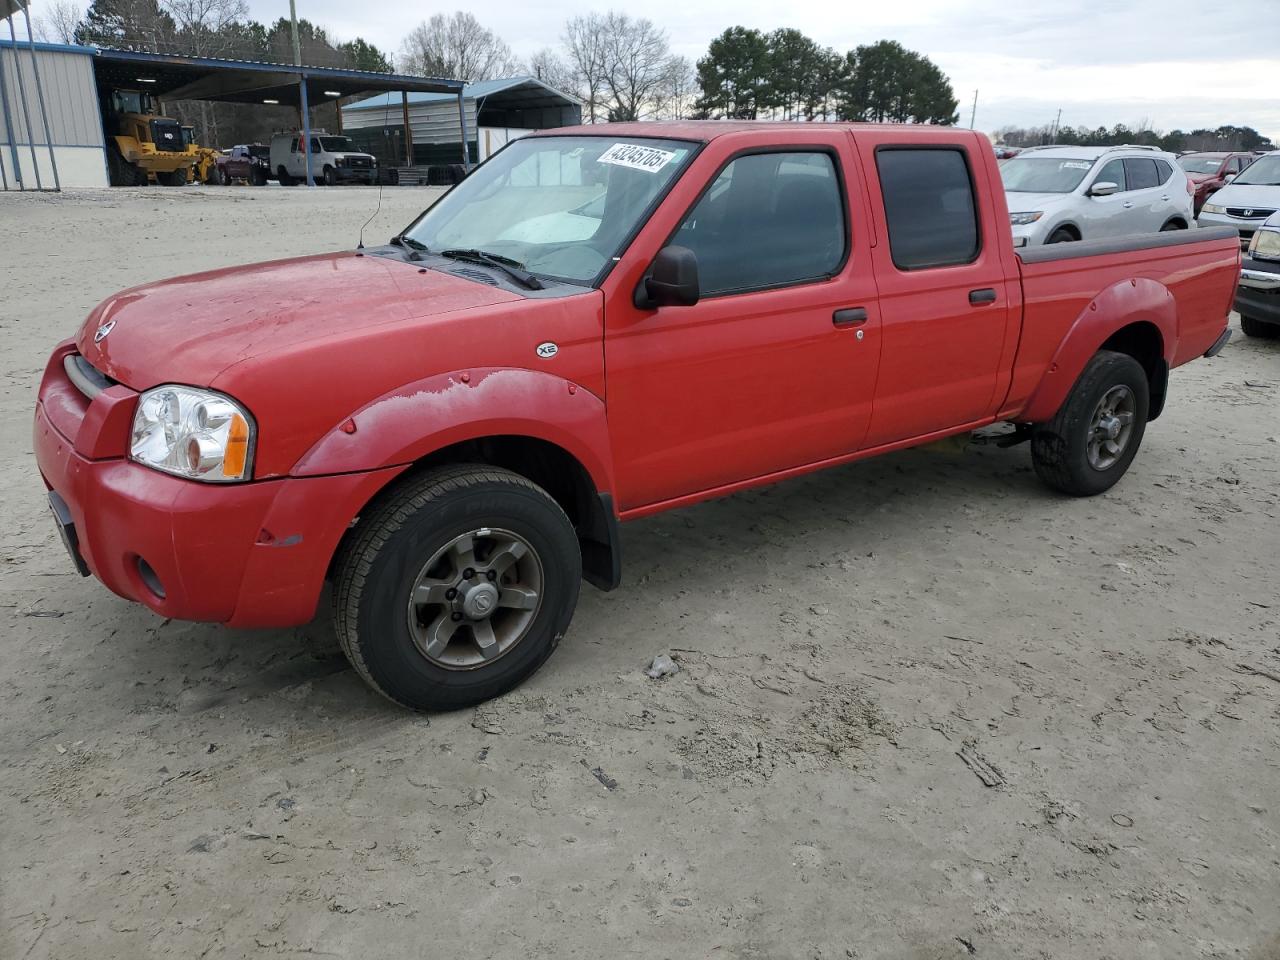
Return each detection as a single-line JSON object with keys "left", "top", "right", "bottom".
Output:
{"left": 130, "top": 385, "right": 255, "bottom": 482}
{"left": 1250, "top": 229, "right": 1280, "bottom": 261}
{"left": 1009, "top": 211, "right": 1043, "bottom": 225}
{"left": 1201, "top": 202, "right": 1225, "bottom": 215}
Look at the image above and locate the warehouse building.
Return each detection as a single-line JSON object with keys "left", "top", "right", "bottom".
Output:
{"left": 0, "top": 35, "right": 464, "bottom": 190}
{"left": 342, "top": 77, "right": 582, "bottom": 170}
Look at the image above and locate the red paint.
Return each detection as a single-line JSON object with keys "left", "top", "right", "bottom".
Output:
{"left": 35, "top": 122, "right": 1239, "bottom": 628}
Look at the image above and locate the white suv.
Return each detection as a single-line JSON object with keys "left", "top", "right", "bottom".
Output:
{"left": 269, "top": 132, "right": 377, "bottom": 186}
{"left": 1000, "top": 145, "right": 1195, "bottom": 246}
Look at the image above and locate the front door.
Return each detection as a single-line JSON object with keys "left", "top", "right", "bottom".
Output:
{"left": 852, "top": 134, "right": 1017, "bottom": 447}
{"left": 1083, "top": 157, "right": 1135, "bottom": 238}
{"left": 603, "top": 137, "right": 882, "bottom": 512}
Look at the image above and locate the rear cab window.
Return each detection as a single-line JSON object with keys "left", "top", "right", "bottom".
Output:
{"left": 875, "top": 148, "right": 980, "bottom": 270}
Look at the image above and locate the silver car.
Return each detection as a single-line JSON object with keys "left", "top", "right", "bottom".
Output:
{"left": 1197, "top": 150, "right": 1280, "bottom": 249}
{"left": 1235, "top": 209, "right": 1280, "bottom": 338}
{"left": 1001, "top": 145, "right": 1196, "bottom": 246}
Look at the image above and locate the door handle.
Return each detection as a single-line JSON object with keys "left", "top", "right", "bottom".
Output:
{"left": 1122, "top": 201, "right": 1134, "bottom": 208}
{"left": 833, "top": 307, "right": 868, "bottom": 327}
{"left": 968, "top": 288, "right": 997, "bottom": 305}
{"left": 1160, "top": 195, "right": 1169, "bottom": 201}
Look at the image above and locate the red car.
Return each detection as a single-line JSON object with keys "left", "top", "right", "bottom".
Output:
{"left": 1179, "top": 151, "right": 1255, "bottom": 213}
{"left": 35, "top": 123, "right": 1240, "bottom": 710}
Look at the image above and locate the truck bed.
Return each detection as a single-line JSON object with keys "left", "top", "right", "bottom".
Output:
{"left": 1002, "top": 226, "right": 1241, "bottom": 420}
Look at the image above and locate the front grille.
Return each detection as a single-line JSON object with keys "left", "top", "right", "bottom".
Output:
{"left": 344, "top": 157, "right": 372, "bottom": 170}
{"left": 451, "top": 268, "right": 499, "bottom": 286}
{"left": 64, "top": 353, "right": 114, "bottom": 400}
{"left": 1227, "top": 207, "right": 1275, "bottom": 219}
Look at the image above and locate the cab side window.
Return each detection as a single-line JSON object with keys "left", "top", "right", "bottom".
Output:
{"left": 876, "top": 148, "right": 980, "bottom": 270}
{"left": 1123, "top": 157, "right": 1159, "bottom": 190}
{"left": 310, "top": 138, "right": 323, "bottom": 154}
{"left": 675, "top": 151, "right": 846, "bottom": 297}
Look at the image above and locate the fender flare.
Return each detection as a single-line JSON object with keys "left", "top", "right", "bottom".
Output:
{"left": 291, "top": 367, "right": 615, "bottom": 494}
{"left": 1019, "top": 277, "right": 1176, "bottom": 424}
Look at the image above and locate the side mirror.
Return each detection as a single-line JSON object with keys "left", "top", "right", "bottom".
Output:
{"left": 1089, "top": 181, "right": 1120, "bottom": 197}
{"left": 1224, "top": 174, "right": 1237, "bottom": 183}
{"left": 635, "top": 245, "right": 700, "bottom": 309}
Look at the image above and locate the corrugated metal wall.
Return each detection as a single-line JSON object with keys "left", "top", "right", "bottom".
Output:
{"left": 0, "top": 45, "right": 103, "bottom": 148}
{"left": 343, "top": 97, "right": 475, "bottom": 153}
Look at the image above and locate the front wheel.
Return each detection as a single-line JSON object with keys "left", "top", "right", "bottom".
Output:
{"left": 1240, "top": 316, "right": 1279, "bottom": 339}
{"left": 1031, "top": 350, "right": 1150, "bottom": 496}
{"left": 1046, "top": 227, "right": 1077, "bottom": 244}
{"left": 332, "top": 465, "right": 582, "bottom": 711}
{"left": 323, "top": 165, "right": 337, "bottom": 186}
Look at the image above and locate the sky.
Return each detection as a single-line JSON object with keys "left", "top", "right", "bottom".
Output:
{"left": 202, "top": 0, "right": 1280, "bottom": 142}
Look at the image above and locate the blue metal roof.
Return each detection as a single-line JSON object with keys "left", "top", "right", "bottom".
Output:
{"left": 0, "top": 38, "right": 96, "bottom": 55}
{"left": 346, "top": 76, "right": 578, "bottom": 112}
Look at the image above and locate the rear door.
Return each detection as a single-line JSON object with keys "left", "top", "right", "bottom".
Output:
{"left": 1122, "top": 157, "right": 1165, "bottom": 232}
{"left": 852, "top": 133, "right": 1018, "bottom": 447}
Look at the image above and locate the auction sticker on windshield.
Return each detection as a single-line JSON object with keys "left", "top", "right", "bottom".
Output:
{"left": 598, "top": 143, "right": 677, "bottom": 172}
{"left": 1061, "top": 161, "right": 1092, "bottom": 169}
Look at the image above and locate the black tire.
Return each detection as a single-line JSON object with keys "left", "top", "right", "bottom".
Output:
{"left": 333, "top": 465, "right": 582, "bottom": 712}
{"left": 277, "top": 166, "right": 295, "bottom": 186}
{"left": 1046, "top": 227, "right": 1077, "bottom": 244}
{"left": 323, "top": 165, "right": 337, "bottom": 186}
{"left": 158, "top": 167, "right": 188, "bottom": 187}
{"left": 209, "top": 166, "right": 224, "bottom": 186}
{"left": 1031, "top": 349, "right": 1150, "bottom": 496}
{"left": 1240, "top": 315, "right": 1279, "bottom": 339}
{"left": 250, "top": 166, "right": 267, "bottom": 186}
{"left": 1160, "top": 220, "right": 1185, "bottom": 231}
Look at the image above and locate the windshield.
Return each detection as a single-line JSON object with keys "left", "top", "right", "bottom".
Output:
{"left": 1178, "top": 155, "right": 1225, "bottom": 175}
{"left": 1000, "top": 156, "right": 1095, "bottom": 193}
{"left": 402, "top": 135, "right": 696, "bottom": 284}
{"left": 318, "top": 136, "right": 355, "bottom": 152}
{"left": 1235, "top": 155, "right": 1280, "bottom": 186}
{"left": 249, "top": 144, "right": 269, "bottom": 159}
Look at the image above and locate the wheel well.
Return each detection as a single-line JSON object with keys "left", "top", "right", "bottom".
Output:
{"left": 1163, "top": 217, "right": 1188, "bottom": 229}
{"left": 1100, "top": 321, "right": 1168, "bottom": 420}
{"left": 1050, "top": 223, "right": 1081, "bottom": 241}
{"left": 333, "top": 436, "right": 620, "bottom": 591}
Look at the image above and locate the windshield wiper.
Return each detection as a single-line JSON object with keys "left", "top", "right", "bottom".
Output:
{"left": 390, "top": 234, "right": 429, "bottom": 260}
{"left": 440, "top": 248, "right": 545, "bottom": 290}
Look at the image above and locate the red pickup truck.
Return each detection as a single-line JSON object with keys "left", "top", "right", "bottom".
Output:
{"left": 35, "top": 123, "right": 1239, "bottom": 711}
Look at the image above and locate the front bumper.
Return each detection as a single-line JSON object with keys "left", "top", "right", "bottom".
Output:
{"left": 33, "top": 343, "right": 405, "bottom": 628}
{"left": 1236, "top": 255, "right": 1280, "bottom": 323}
{"left": 1197, "top": 210, "right": 1265, "bottom": 247}
{"left": 332, "top": 166, "right": 376, "bottom": 184}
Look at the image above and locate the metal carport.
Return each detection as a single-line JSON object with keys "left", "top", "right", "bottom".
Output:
{"left": 90, "top": 48, "right": 464, "bottom": 186}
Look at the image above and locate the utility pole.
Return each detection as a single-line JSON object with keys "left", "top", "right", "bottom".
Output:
{"left": 969, "top": 89, "right": 978, "bottom": 130}
{"left": 288, "top": 0, "right": 302, "bottom": 67}
{"left": 1052, "top": 108, "right": 1062, "bottom": 142}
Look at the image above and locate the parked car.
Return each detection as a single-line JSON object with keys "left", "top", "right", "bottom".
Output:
{"left": 992, "top": 143, "right": 1021, "bottom": 160}
{"left": 35, "top": 123, "right": 1239, "bottom": 711}
{"left": 268, "top": 132, "right": 376, "bottom": 186}
{"left": 1236, "top": 209, "right": 1280, "bottom": 338}
{"left": 213, "top": 143, "right": 270, "bottom": 185}
{"left": 1000, "top": 145, "right": 1195, "bottom": 246}
{"left": 1197, "top": 150, "right": 1280, "bottom": 247}
{"left": 1177, "top": 151, "right": 1255, "bottom": 213}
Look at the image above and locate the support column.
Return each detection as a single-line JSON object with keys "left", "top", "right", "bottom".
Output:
{"left": 456, "top": 89, "right": 469, "bottom": 170}
{"left": 0, "top": 44, "right": 24, "bottom": 188}
{"left": 334, "top": 97, "right": 343, "bottom": 134}
{"left": 21, "top": 6, "right": 60, "bottom": 191}
{"left": 299, "top": 75, "right": 314, "bottom": 187}
{"left": 401, "top": 91, "right": 412, "bottom": 166}
{"left": 6, "top": 15, "right": 41, "bottom": 189}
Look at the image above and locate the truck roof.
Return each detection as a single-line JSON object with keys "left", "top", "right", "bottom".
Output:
{"left": 533, "top": 121, "right": 987, "bottom": 144}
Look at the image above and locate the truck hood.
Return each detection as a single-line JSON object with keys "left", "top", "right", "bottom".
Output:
{"left": 1206, "top": 183, "right": 1280, "bottom": 209}
{"left": 76, "top": 252, "right": 522, "bottom": 390}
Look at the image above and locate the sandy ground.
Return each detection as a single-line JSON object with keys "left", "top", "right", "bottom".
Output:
{"left": 1, "top": 186, "right": 1278, "bottom": 960}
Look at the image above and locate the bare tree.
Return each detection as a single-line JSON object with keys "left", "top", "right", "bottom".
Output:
{"left": 562, "top": 13, "right": 608, "bottom": 123}
{"left": 528, "top": 47, "right": 576, "bottom": 95}
{"left": 399, "top": 12, "right": 520, "bottom": 81}
{"left": 653, "top": 55, "right": 695, "bottom": 120}
{"left": 598, "top": 13, "right": 671, "bottom": 122}
{"left": 33, "top": 0, "right": 85, "bottom": 43}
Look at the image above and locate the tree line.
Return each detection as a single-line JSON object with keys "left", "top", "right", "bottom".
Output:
{"left": 995, "top": 122, "right": 1275, "bottom": 154}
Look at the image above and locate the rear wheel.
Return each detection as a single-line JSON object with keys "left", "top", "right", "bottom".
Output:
{"left": 250, "top": 166, "right": 267, "bottom": 186}
{"left": 157, "top": 167, "right": 188, "bottom": 186}
{"left": 332, "top": 465, "right": 582, "bottom": 712}
{"left": 1240, "top": 315, "right": 1279, "bottom": 339}
{"left": 1031, "top": 350, "right": 1150, "bottom": 496}
{"left": 277, "top": 166, "right": 295, "bottom": 186}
